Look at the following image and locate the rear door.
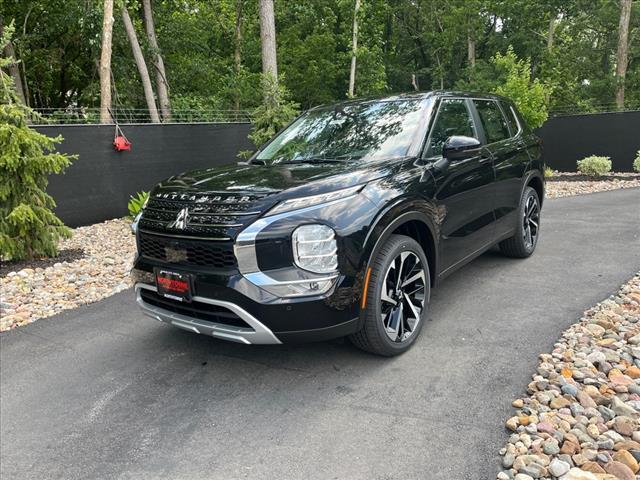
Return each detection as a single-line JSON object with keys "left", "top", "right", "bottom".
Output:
{"left": 424, "top": 98, "right": 496, "bottom": 274}
{"left": 471, "top": 99, "right": 529, "bottom": 240}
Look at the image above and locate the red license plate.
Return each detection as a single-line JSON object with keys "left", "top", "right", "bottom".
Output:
{"left": 155, "top": 269, "right": 192, "bottom": 302}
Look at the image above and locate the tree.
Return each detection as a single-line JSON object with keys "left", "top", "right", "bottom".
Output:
{"left": 0, "top": 23, "right": 75, "bottom": 260}
{"left": 258, "top": 0, "right": 278, "bottom": 82}
{"left": 141, "top": 0, "right": 171, "bottom": 121}
{"left": 615, "top": 0, "right": 632, "bottom": 109}
{"left": 122, "top": 5, "right": 160, "bottom": 123}
{"left": 492, "top": 47, "right": 552, "bottom": 129}
{"left": 0, "top": 16, "right": 27, "bottom": 106}
{"left": 233, "top": 0, "right": 244, "bottom": 110}
{"left": 99, "top": 0, "right": 114, "bottom": 123}
{"left": 247, "top": 74, "right": 299, "bottom": 148}
{"left": 348, "top": 0, "right": 361, "bottom": 98}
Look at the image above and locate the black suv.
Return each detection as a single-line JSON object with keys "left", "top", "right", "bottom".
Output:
{"left": 131, "top": 91, "right": 544, "bottom": 356}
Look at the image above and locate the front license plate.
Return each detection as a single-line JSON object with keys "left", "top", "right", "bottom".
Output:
{"left": 155, "top": 269, "right": 192, "bottom": 302}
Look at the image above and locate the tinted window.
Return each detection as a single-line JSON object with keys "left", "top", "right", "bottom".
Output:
{"left": 428, "top": 99, "right": 476, "bottom": 156}
{"left": 474, "top": 100, "right": 510, "bottom": 144}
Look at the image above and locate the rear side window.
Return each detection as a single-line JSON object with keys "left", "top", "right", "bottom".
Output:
{"left": 427, "top": 99, "right": 476, "bottom": 156}
{"left": 474, "top": 100, "right": 510, "bottom": 144}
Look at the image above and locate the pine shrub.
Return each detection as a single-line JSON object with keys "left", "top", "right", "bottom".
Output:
{"left": 0, "top": 22, "right": 76, "bottom": 260}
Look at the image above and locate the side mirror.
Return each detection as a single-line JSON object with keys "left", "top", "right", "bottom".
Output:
{"left": 442, "top": 136, "right": 481, "bottom": 161}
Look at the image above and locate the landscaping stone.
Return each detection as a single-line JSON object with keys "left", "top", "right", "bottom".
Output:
{"left": 0, "top": 219, "right": 135, "bottom": 331}
{"left": 497, "top": 273, "right": 640, "bottom": 480}
{"left": 546, "top": 172, "right": 640, "bottom": 198}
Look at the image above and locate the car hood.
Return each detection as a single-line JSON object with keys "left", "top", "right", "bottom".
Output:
{"left": 140, "top": 160, "right": 403, "bottom": 239}
{"left": 154, "top": 161, "right": 394, "bottom": 198}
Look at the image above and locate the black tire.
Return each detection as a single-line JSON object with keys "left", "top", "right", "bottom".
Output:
{"left": 499, "top": 186, "right": 541, "bottom": 258}
{"left": 349, "top": 234, "right": 430, "bottom": 356}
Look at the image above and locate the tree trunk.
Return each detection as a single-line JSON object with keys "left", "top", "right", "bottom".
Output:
{"left": 467, "top": 33, "right": 476, "bottom": 68}
{"left": 122, "top": 7, "right": 160, "bottom": 123}
{"left": 348, "top": 0, "right": 361, "bottom": 98}
{"left": 615, "top": 0, "right": 632, "bottom": 109}
{"left": 234, "top": 0, "right": 243, "bottom": 110}
{"left": 141, "top": 0, "right": 171, "bottom": 121}
{"left": 0, "top": 17, "right": 27, "bottom": 105}
{"left": 99, "top": 0, "right": 114, "bottom": 123}
{"left": 258, "top": 0, "right": 278, "bottom": 81}
{"left": 547, "top": 16, "right": 556, "bottom": 52}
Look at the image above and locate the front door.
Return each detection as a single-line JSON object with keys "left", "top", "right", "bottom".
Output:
{"left": 424, "top": 98, "right": 496, "bottom": 274}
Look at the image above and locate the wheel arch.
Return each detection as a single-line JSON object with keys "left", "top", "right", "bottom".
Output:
{"left": 523, "top": 171, "right": 545, "bottom": 206}
{"left": 361, "top": 202, "right": 439, "bottom": 287}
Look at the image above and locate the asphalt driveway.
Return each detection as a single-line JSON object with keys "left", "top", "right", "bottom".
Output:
{"left": 2, "top": 188, "right": 639, "bottom": 480}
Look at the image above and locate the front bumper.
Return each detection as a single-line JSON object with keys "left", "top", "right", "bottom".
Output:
{"left": 135, "top": 283, "right": 282, "bottom": 344}
{"left": 133, "top": 264, "right": 361, "bottom": 344}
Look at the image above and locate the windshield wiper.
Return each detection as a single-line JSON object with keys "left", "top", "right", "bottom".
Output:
{"left": 276, "top": 158, "right": 346, "bottom": 165}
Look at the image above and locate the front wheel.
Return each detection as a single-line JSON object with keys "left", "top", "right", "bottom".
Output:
{"left": 349, "top": 234, "right": 430, "bottom": 356}
{"left": 499, "top": 186, "right": 541, "bottom": 258}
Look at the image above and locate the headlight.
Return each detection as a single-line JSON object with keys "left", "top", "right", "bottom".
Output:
{"left": 130, "top": 195, "right": 149, "bottom": 234}
{"left": 131, "top": 211, "right": 142, "bottom": 234}
{"left": 292, "top": 224, "right": 338, "bottom": 274}
{"left": 266, "top": 185, "right": 362, "bottom": 217}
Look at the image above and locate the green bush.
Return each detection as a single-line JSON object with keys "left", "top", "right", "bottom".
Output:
{"left": 544, "top": 166, "right": 554, "bottom": 179}
{"left": 0, "top": 23, "right": 76, "bottom": 261}
{"left": 128, "top": 191, "right": 149, "bottom": 218}
{"left": 247, "top": 74, "right": 299, "bottom": 149}
{"left": 634, "top": 151, "right": 640, "bottom": 173}
{"left": 576, "top": 156, "right": 612, "bottom": 177}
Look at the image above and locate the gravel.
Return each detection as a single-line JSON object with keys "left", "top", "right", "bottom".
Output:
{"left": 498, "top": 274, "right": 640, "bottom": 480}
{"left": 0, "top": 219, "right": 135, "bottom": 331}
{"left": 546, "top": 173, "right": 640, "bottom": 199}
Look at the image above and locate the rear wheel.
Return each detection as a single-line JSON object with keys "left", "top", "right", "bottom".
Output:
{"left": 349, "top": 234, "right": 430, "bottom": 356}
{"left": 499, "top": 186, "right": 541, "bottom": 258}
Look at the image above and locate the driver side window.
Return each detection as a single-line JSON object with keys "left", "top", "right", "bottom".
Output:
{"left": 427, "top": 99, "right": 476, "bottom": 157}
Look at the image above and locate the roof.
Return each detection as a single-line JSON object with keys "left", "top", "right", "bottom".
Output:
{"left": 308, "top": 90, "right": 510, "bottom": 111}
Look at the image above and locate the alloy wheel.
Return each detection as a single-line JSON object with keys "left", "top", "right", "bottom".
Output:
{"left": 379, "top": 251, "right": 427, "bottom": 343}
{"left": 523, "top": 194, "right": 540, "bottom": 250}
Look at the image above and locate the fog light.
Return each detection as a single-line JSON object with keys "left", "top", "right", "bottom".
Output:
{"left": 292, "top": 224, "right": 338, "bottom": 274}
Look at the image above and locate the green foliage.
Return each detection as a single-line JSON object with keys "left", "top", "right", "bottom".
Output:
{"left": 544, "top": 166, "right": 554, "bottom": 179}
{"left": 128, "top": 191, "right": 149, "bottom": 218}
{"left": 459, "top": 47, "right": 552, "bottom": 129}
{"left": 633, "top": 151, "right": 640, "bottom": 173}
{"left": 248, "top": 74, "right": 300, "bottom": 148}
{"left": 0, "top": 22, "right": 76, "bottom": 261}
{"left": 492, "top": 48, "right": 552, "bottom": 129}
{"left": 3, "top": 0, "right": 640, "bottom": 117}
{"left": 576, "top": 155, "right": 612, "bottom": 177}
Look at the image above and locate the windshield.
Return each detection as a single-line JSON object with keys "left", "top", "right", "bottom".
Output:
{"left": 256, "top": 99, "right": 427, "bottom": 164}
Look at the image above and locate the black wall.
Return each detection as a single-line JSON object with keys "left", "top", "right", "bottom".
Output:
{"left": 37, "top": 123, "right": 252, "bottom": 227}
{"left": 39, "top": 111, "right": 639, "bottom": 227}
{"left": 537, "top": 111, "right": 640, "bottom": 172}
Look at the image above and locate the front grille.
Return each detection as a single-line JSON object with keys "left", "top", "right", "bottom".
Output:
{"left": 138, "top": 232, "right": 237, "bottom": 269}
{"left": 139, "top": 191, "right": 270, "bottom": 237}
{"left": 140, "top": 289, "right": 251, "bottom": 329}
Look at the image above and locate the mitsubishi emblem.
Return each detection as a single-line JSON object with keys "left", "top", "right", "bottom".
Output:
{"left": 168, "top": 207, "right": 189, "bottom": 230}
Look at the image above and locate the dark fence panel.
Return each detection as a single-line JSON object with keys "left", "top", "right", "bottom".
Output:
{"left": 537, "top": 111, "right": 640, "bottom": 172}
{"left": 38, "top": 111, "right": 639, "bottom": 227}
{"left": 37, "top": 123, "right": 252, "bottom": 227}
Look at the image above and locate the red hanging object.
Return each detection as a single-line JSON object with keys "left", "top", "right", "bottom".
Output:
{"left": 113, "top": 134, "right": 132, "bottom": 151}
{"left": 110, "top": 111, "right": 132, "bottom": 152}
